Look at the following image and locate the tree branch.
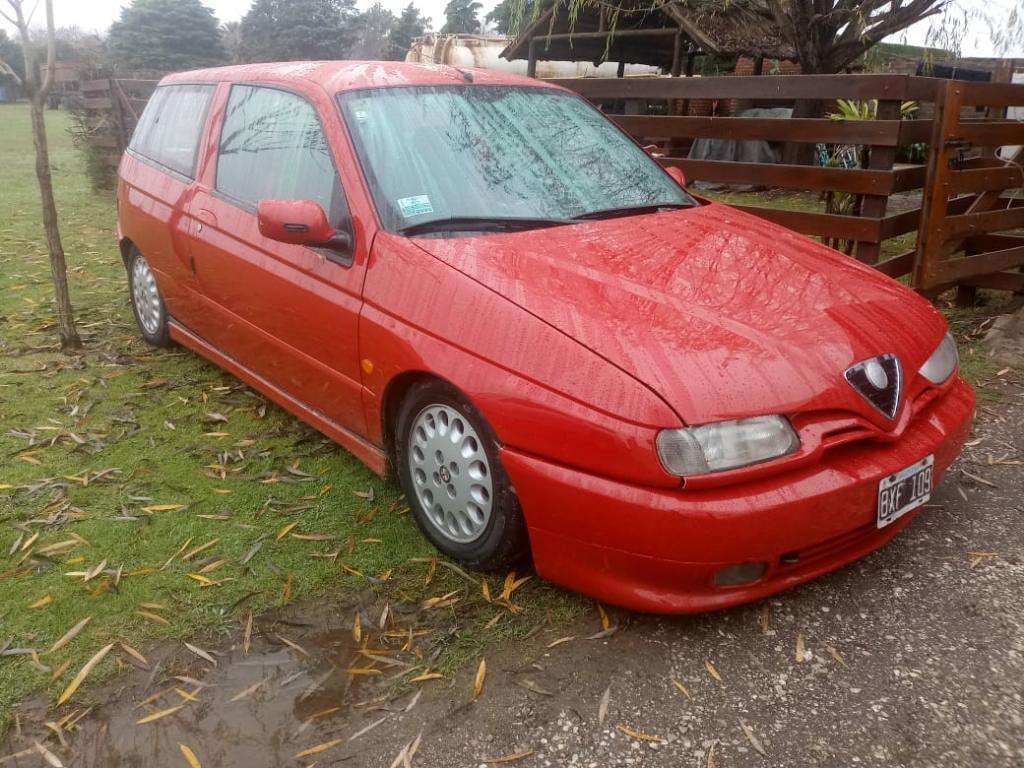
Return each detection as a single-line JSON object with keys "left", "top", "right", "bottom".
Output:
{"left": 0, "top": 55, "right": 22, "bottom": 87}
{"left": 37, "top": 0, "right": 55, "bottom": 98}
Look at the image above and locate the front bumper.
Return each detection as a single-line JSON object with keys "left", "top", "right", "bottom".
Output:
{"left": 502, "top": 376, "right": 975, "bottom": 613}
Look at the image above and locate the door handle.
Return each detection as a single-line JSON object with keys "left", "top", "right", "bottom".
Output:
{"left": 195, "top": 209, "right": 217, "bottom": 227}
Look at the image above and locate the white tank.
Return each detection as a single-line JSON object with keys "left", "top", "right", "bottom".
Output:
{"left": 405, "top": 34, "right": 662, "bottom": 79}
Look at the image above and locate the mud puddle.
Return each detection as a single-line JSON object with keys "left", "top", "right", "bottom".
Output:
{"left": 3, "top": 597, "right": 445, "bottom": 767}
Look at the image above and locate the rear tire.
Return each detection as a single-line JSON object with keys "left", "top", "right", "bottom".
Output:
{"left": 127, "top": 248, "right": 171, "bottom": 347}
{"left": 395, "top": 380, "right": 528, "bottom": 571}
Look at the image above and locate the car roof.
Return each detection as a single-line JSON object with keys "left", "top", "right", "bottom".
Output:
{"left": 160, "top": 60, "right": 561, "bottom": 94}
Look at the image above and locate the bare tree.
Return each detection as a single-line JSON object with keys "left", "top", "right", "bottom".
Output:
{"left": 0, "top": 0, "right": 82, "bottom": 351}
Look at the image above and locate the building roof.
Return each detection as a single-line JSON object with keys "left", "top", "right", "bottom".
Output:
{"left": 161, "top": 61, "right": 554, "bottom": 94}
{"left": 501, "top": 0, "right": 795, "bottom": 69}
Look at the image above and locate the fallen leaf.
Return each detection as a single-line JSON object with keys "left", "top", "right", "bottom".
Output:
{"left": 29, "top": 595, "right": 53, "bottom": 609}
{"left": 48, "top": 617, "right": 91, "bottom": 654}
{"left": 739, "top": 719, "right": 767, "bottom": 757}
{"left": 57, "top": 643, "right": 114, "bottom": 705}
{"left": 137, "top": 705, "right": 184, "bottom": 724}
{"left": 473, "top": 658, "right": 486, "bottom": 699}
{"left": 276, "top": 522, "right": 298, "bottom": 541}
{"left": 481, "top": 750, "right": 535, "bottom": 764}
{"left": 353, "top": 612, "right": 362, "bottom": 643}
{"left": 672, "top": 678, "right": 691, "bottom": 699}
{"left": 183, "top": 642, "right": 217, "bottom": 666}
{"left": 179, "top": 744, "right": 202, "bottom": 768}
{"left": 616, "top": 724, "right": 663, "bottom": 743}
{"left": 598, "top": 685, "right": 611, "bottom": 726}
{"left": 294, "top": 739, "right": 342, "bottom": 759}
{"left": 546, "top": 636, "right": 575, "bottom": 649}
{"left": 705, "top": 660, "right": 723, "bottom": 684}
{"left": 242, "top": 612, "right": 253, "bottom": 655}
{"left": 795, "top": 633, "right": 807, "bottom": 663}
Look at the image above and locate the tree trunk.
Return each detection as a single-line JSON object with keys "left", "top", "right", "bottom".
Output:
{"left": 29, "top": 96, "right": 81, "bottom": 351}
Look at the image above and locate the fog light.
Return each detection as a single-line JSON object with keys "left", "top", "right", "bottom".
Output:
{"left": 712, "top": 562, "right": 767, "bottom": 586}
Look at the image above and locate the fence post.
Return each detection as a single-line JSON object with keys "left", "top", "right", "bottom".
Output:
{"left": 853, "top": 98, "right": 900, "bottom": 265}
{"left": 913, "top": 79, "right": 964, "bottom": 291}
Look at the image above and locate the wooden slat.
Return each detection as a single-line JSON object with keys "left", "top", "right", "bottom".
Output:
{"left": 941, "top": 203, "right": 1024, "bottom": 240}
{"left": 879, "top": 208, "right": 922, "bottom": 239}
{"left": 891, "top": 165, "right": 928, "bottom": 192}
{"left": 731, "top": 205, "right": 880, "bottom": 241}
{"left": 961, "top": 271, "right": 1024, "bottom": 292}
{"left": 83, "top": 96, "right": 113, "bottom": 110}
{"left": 963, "top": 233, "right": 1024, "bottom": 252}
{"left": 948, "top": 165, "right": 1024, "bottom": 194}
{"left": 955, "top": 120, "right": 1024, "bottom": 147}
{"left": 956, "top": 80, "right": 1024, "bottom": 107}
{"left": 897, "top": 119, "right": 934, "bottom": 144}
{"left": 659, "top": 157, "right": 902, "bottom": 195}
{"left": 929, "top": 245, "right": 1024, "bottom": 283}
{"left": 552, "top": 74, "right": 940, "bottom": 102}
{"left": 80, "top": 78, "right": 111, "bottom": 93}
{"left": 612, "top": 115, "right": 904, "bottom": 146}
{"left": 875, "top": 250, "right": 916, "bottom": 278}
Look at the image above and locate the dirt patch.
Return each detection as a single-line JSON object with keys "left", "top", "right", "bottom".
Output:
{"left": 3, "top": 379, "right": 1023, "bottom": 768}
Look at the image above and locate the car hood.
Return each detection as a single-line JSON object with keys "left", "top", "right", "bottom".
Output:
{"left": 412, "top": 203, "right": 946, "bottom": 426}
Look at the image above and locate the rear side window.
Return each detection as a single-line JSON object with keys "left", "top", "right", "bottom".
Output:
{"left": 215, "top": 85, "right": 347, "bottom": 226}
{"left": 129, "top": 84, "right": 214, "bottom": 178}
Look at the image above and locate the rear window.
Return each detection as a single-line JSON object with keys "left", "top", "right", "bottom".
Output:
{"left": 129, "top": 84, "right": 215, "bottom": 178}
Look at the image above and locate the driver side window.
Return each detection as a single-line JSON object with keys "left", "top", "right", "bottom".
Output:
{"left": 215, "top": 85, "right": 349, "bottom": 228}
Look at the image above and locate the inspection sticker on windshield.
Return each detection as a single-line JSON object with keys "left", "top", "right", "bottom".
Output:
{"left": 397, "top": 195, "right": 433, "bottom": 218}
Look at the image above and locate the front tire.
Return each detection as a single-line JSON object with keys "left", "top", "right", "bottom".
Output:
{"left": 395, "top": 380, "right": 528, "bottom": 571}
{"left": 127, "top": 248, "right": 171, "bottom": 347}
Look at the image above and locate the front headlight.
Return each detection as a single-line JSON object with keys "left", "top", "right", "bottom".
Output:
{"left": 919, "top": 332, "right": 958, "bottom": 384}
{"left": 656, "top": 415, "right": 800, "bottom": 477}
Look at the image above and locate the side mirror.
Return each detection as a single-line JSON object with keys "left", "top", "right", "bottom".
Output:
{"left": 665, "top": 166, "right": 686, "bottom": 187}
{"left": 257, "top": 199, "right": 352, "bottom": 259}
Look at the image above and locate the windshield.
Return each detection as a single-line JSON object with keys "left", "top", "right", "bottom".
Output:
{"left": 337, "top": 85, "right": 694, "bottom": 233}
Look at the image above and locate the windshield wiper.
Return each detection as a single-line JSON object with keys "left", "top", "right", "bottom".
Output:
{"left": 398, "top": 216, "right": 571, "bottom": 237}
{"left": 572, "top": 202, "right": 692, "bottom": 222}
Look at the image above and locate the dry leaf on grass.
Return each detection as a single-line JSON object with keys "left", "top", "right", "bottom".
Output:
{"left": 48, "top": 616, "right": 91, "bottom": 654}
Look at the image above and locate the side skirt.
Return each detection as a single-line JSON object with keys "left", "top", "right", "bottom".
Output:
{"left": 168, "top": 320, "right": 389, "bottom": 477}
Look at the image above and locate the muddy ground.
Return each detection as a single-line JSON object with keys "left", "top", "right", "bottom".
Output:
{"left": 3, "top": 379, "right": 1023, "bottom": 768}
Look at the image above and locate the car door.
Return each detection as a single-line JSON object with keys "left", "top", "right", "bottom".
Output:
{"left": 118, "top": 83, "right": 216, "bottom": 331}
{"left": 185, "top": 83, "right": 369, "bottom": 436}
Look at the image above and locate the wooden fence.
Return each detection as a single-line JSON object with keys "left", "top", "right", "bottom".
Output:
{"left": 76, "top": 74, "right": 1024, "bottom": 297}
{"left": 74, "top": 78, "right": 158, "bottom": 171}
{"left": 553, "top": 73, "right": 1024, "bottom": 296}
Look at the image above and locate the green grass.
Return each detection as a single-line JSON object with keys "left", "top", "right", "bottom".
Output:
{"left": 0, "top": 103, "right": 584, "bottom": 733}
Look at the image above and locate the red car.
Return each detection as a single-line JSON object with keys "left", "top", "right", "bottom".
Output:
{"left": 117, "top": 62, "right": 974, "bottom": 613}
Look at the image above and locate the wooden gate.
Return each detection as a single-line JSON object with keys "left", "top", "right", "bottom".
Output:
{"left": 915, "top": 78, "right": 1024, "bottom": 296}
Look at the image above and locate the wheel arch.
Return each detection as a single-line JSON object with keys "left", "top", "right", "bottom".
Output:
{"left": 118, "top": 237, "right": 136, "bottom": 270}
{"left": 381, "top": 370, "right": 458, "bottom": 468}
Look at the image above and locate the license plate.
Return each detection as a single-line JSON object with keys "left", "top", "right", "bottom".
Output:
{"left": 877, "top": 454, "right": 933, "bottom": 528}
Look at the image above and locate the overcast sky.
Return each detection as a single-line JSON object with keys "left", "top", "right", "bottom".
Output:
{"left": 3, "top": 0, "right": 1023, "bottom": 58}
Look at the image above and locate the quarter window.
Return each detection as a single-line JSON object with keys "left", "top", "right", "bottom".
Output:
{"left": 129, "top": 84, "right": 214, "bottom": 178}
{"left": 215, "top": 85, "right": 347, "bottom": 226}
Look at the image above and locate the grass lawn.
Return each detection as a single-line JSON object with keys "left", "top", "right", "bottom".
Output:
{"left": 0, "top": 104, "right": 1012, "bottom": 736}
{"left": 0, "top": 103, "right": 584, "bottom": 734}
